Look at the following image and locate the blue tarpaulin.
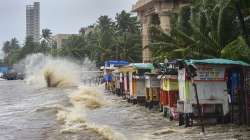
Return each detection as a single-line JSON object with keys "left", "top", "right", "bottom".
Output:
{"left": 0, "top": 67, "right": 10, "bottom": 73}
{"left": 105, "top": 60, "right": 129, "bottom": 67}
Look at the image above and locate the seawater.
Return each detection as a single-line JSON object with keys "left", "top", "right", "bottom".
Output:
{"left": 0, "top": 53, "right": 250, "bottom": 140}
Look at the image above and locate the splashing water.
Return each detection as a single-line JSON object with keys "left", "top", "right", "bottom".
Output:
{"left": 23, "top": 53, "right": 82, "bottom": 88}
{"left": 70, "top": 86, "right": 107, "bottom": 109}
{"left": 85, "top": 122, "right": 126, "bottom": 140}
{"left": 20, "top": 53, "right": 126, "bottom": 139}
{"left": 55, "top": 86, "right": 125, "bottom": 140}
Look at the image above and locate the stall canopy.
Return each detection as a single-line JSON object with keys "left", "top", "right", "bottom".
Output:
{"left": 129, "top": 63, "right": 154, "bottom": 70}
{"left": 117, "top": 67, "right": 135, "bottom": 73}
{"left": 105, "top": 60, "right": 129, "bottom": 67}
{"left": 185, "top": 59, "right": 250, "bottom": 66}
{"left": 116, "top": 63, "right": 154, "bottom": 73}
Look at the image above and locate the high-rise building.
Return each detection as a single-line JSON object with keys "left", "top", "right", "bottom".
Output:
{"left": 26, "top": 2, "right": 40, "bottom": 43}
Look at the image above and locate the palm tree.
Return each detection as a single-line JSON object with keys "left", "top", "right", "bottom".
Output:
{"left": 235, "top": 0, "right": 250, "bottom": 46}
{"left": 115, "top": 10, "right": 142, "bottom": 62}
{"left": 41, "top": 28, "right": 52, "bottom": 47}
{"left": 149, "top": 0, "right": 250, "bottom": 62}
{"left": 10, "top": 38, "right": 19, "bottom": 49}
{"left": 40, "top": 28, "right": 53, "bottom": 54}
{"left": 2, "top": 41, "right": 11, "bottom": 55}
{"left": 79, "top": 27, "right": 86, "bottom": 35}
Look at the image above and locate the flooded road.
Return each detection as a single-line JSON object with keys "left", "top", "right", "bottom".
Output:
{"left": 1, "top": 80, "right": 250, "bottom": 140}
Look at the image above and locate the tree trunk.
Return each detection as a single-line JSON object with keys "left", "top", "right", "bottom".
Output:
{"left": 235, "top": 1, "right": 250, "bottom": 46}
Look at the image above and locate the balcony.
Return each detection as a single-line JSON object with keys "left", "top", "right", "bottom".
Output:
{"left": 132, "top": 0, "right": 154, "bottom": 11}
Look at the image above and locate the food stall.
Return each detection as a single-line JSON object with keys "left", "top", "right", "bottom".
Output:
{"left": 177, "top": 59, "right": 250, "bottom": 126}
{"left": 121, "top": 63, "right": 154, "bottom": 104}
{"left": 145, "top": 73, "right": 160, "bottom": 108}
{"left": 116, "top": 66, "right": 135, "bottom": 98}
{"left": 102, "top": 60, "right": 128, "bottom": 92}
{"left": 158, "top": 62, "right": 179, "bottom": 120}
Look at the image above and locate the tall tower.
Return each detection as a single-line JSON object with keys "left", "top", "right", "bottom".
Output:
{"left": 132, "top": 0, "right": 189, "bottom": 63}
{"left": 26, "top": 2, "right": 40, "bottom": 43}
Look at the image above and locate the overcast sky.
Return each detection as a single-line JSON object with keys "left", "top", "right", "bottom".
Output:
{"left": 0, "top": 0, "right": 136, "bottom": 50}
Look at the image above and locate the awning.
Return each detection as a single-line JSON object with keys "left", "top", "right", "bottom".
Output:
{"left": 185, "top": 58, "right": 250, "bottom": 66}
{"left": 117, "top": 67, "right": 135, "bottom": 73}
{"left": 105, "top": 60, "right": 129, "bottom": 67}
{"left": 129, "top": 63, "right": 154, "bottom": 70}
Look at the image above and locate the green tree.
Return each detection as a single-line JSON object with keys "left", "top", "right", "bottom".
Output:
{"left": 7, "top": 48, "right": 21, "bottom": 65}
{"left": 58, "top": 35, "right": 87, "bottom": 61}
{"left": 235, "top": 0, "right": 250, "bottom": 45}
{"left": 97, "top": 15, "right": 116, "bottom": 62}
{"left": 40, "top": 28, "right": 53, "bottom": 53}
{"left": 9, "top": 38, "right": 20, "bottom": 50}
{"left": 149, "top": 0, "right": 250, "bottom": 63}
{"left": 84, "top": 25, "right": 100, "bottom": 61}
{"left": 115, "top": 10, "right": 142, "bottom": 62}
{"left": 57, "top": 11, "right": 142, "bottom": 66}
{"left": 2, "top": 41, "right": 11, "bottom": 55}
{"left": 19, "top": 36, "right": 39, "bottom": 59}
{"left": 57, "top": 25, "right": 98, "bottom": 63}
{"left": 2, "top": 38, "right": 19, "bottom": 55}
{"left": 2, "top": 38, "right": 21, "bottom": 65}
{"left": 221, "top": 36, "right": 250, "bottom": 62}
{"left": 41, "top": 28, "right": 52, "bottom": 43}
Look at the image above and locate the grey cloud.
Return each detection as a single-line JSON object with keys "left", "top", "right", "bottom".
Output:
{"left": 0, "top": 0, "right": 136, "bottom": 47}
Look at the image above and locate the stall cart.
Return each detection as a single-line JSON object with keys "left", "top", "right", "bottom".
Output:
{"left": 112, "top": 71, "right": 122, "bottom": 95}
{"left": 159, "top": 74, "right": 179, "bottom": 120}
{"left": 102, "top": 60, "right": 128, "bottom": 92}
{"left": 113, "top": 67, "right": 130, "bottom": 96}
{"left": 157, "top": 61, "right": 179, "bottom": 120}
{"left": 120, "top": 63, "right": 154, "bottom": 104}
{"left": 116, "top": 66, "right": 135, "bottom": 98}
{"left": 177, "top": 59, "right": 250, "bottom": 126}
{"left": 145, "top": 73, "right": 160, "bottom": 108}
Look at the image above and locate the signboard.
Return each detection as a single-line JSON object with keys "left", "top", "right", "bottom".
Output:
{"left": 194, "top": 66, "right": 225, "bottom": 81}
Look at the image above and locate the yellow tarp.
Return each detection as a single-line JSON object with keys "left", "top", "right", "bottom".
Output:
{"left": 117, "top": 67, "right": 135, "bottom": 73}
{"left": 162, "top": 79, "right": 179, "bottom": 91}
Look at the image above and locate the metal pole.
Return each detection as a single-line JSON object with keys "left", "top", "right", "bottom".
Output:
{"left": 193, "top": 82, "right": 205, "bottom": 133}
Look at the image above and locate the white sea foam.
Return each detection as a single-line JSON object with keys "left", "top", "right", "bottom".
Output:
{"left": 22, "top": 53, "right": 81, "bottom": 88}
{"left": 56, "top": 86, "right": 125, "bottom": 140}
{"left": 22, "top": 53, "right": 125, "bottom": 140}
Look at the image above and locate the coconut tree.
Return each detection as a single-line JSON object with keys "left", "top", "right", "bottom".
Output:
{"left": 41, "top": 29, "right": 52, "bottom": 41}
{"left": 115, "top": 10, "right": 142, "bottom": 62}
{"left": 235, "top": 0, "right": 250, "bottom": 45}
{"left": 149, "top": 0, "right": 250, "bottom": 62}
{"left": 40, "top": 28, "right": 53, "bottom": 54}
{"left": 2, "top": 41, "right": 11, "bottom": 55}
{"left": 41, "top": 28, "right": 53, "bottom": 47}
